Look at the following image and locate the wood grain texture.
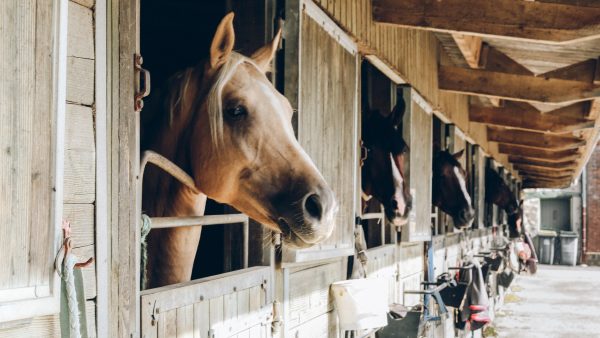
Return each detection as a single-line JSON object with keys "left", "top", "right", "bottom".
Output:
{"left": 487, "top": 127, "right": 585, "bottom": 150}
{"left": 439, "top": 65, "right": 600, "bottom": 104}
{"left": 67, "top": 56, "right": 94, "bottom": 105}
{"left": 64, "top": 104, "right": 96, "bottom": 203}
{"left": 67, "top": 1, "right": 94, "bottom": 59}
{"left": 288, "top": 10, "right": 357, "bottom": 259}
{"left": 0, "top": 0, "right": 54, "bottom": 294}
{"left": 372, "top": 0, "right": 600, "bottom": 43}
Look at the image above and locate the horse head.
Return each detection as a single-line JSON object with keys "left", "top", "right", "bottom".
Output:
{"left": 485, "top": 167, "right": 519, "bottom": 215}
{"left": 432, "top": 149, "right": 475, "bottom": 228}
{"left": 161, "top": 13, "right": 337, "bottom": 248}
{"left": 361, "top": 100, "right": 412, "bottom": 225}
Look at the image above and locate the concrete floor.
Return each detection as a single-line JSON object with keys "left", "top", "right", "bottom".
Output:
{"left": 492, "top": 265, "right": 600, "bottom": 338}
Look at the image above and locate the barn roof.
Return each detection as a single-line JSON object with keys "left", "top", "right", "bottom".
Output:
{"left": 372, "top": 0, "right": 600, "bottom": 188}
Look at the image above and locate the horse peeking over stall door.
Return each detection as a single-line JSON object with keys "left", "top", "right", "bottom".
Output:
{"left": 432, "top": 149, "right": 476, "bottom": 229}
{"left": 141, "top": 13, "right": 338, "bottom": 288}
{"left": 361, "top": 100, "right": 413, "bottom": 226}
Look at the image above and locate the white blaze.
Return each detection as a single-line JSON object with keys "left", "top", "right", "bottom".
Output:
{"left": 453, "top": 166, "right": 472, "bottom": 207}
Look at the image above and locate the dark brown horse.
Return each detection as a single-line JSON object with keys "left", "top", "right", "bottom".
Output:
{"left": 361, "top": 101, "right": 412, "bottom": 225}
{"left": 432, "top": 150, "right": 475, "bottom": 228}
{"left": 485, "top": 167, "right": 518, "bottom": 215}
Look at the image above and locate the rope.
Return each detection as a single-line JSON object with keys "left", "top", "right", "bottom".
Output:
{"left": 140, "top": 214, "right": 153, "bottom": 290}
{"left": 61, "top": 254, "right": 81, "bottom": 338}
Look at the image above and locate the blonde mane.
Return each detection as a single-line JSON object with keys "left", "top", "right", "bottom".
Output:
{"left": 205, "top": 52, "right": 261, "bottom": 146}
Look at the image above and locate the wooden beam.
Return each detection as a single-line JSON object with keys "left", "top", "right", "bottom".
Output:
{"left": 487, "top": 127, "right": 586, "bottom": 150}
{"left": 451, "top": 34, "right": 482, "bottom": 69}
{"left": 508, "top": 156, "right": 578, "bottom": 169}
{"left": 470, "top": 101, "right": 595, "bottom": 133}
{"left": 515, "top": 166, "right": 575, "bottom": 178}
{"left": 513, "top": 163, "right": 576, "bottom": 174}
{"left": 497, "top": 144, "right": 581, "bottom": 161}
{"left": 372, "top": 0, "right": 600, "bottom": 43}
{"left": 439, "top": 65, "right": 600, "bottom": 104}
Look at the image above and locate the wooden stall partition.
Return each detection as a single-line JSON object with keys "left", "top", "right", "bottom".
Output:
{"left": 365, "top": 245, "right": 399, "bottom": 305}
{"left": 283, "top": 260, "right": 345, "bottom": 337}
{"left": 141, "top": 267, "right": 273, "bottom": 338}
{"left": 431, "top": 235, "right": 446, "bottom": 277}
{"left": 0, "top": 0, "right": 67, "bottom": 329}
{"left": 281, "top": 0, "right": 358, "bottom": 263}
{"left": 401, "top": 92, "right": 433, "bottom": 242}
{"left": 396, "top": 242, "right": 425, "bottom": 307}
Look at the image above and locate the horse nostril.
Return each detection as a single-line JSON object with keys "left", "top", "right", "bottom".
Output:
{"left": 390, "top": 199, "right": 399, "bottom": 210}
{"left": 304, "top": 193, "right": 323, "bottom": 220}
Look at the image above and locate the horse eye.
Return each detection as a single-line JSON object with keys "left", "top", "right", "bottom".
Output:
{"left": 225, "top": 105, "right": 247, "bottom": 120}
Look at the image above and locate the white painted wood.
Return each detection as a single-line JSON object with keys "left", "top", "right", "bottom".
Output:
{"left": 94, "top": 0, "right": 109, "bottom": 336}
{"left": 0, "top": 0, "right": 68, "bottom": 323}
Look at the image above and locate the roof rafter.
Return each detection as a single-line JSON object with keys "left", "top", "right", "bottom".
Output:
{"left": 372, "top": 0, "right": 600, "bottom": 43}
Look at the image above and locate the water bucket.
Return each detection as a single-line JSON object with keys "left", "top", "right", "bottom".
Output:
{"left": 331, "top": 278, "right": 389, "bottom": 331}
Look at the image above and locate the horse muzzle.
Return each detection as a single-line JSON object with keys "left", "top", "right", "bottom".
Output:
{"left": 275, "top": 186, "right": 338, "bottom": 248}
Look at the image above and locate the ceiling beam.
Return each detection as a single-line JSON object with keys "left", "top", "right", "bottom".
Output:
{"left": 508, "top": 156, "right": 578, "bottom": 169}
{"left": 439, "top": 64, "right": 600, "bottom": 104}
{"left": 514, "top": 163, "right": 576, "bottom": 174}
{"left": 372, "top": 0, "right": 600, "bottom": 43}
{"left": 497, "top": 144, "right": 581, "bottom": 161}
{"left": 470, "top": 101, "right": 594, "bottom": 133}
{"left": 488, "top": 127, "right": 586, "bottom": 150}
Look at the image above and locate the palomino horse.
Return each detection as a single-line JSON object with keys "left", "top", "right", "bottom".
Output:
{"left": 361, "top": 100, "right": 412, "bottom": 225}
{"left": 142, "top": 13, "right": 337, "bottom": 288}
{"left": 432, "top": 150, "right": 475, "bottom": 228}
{"left": 485, "top": 167, "right": 518, "bottom": 215}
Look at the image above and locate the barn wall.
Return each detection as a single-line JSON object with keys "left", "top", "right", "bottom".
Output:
{"left": 0, "top": 1, "right": 98, "bottom": 337}
{"left": 311, "top": 0, "right": 516, "bottom": 175}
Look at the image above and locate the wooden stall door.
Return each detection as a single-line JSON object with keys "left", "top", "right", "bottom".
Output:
{"left": 141, "top": 267, "right": 273, "bottom": 338}
{"left": 282, "top": 3, "right": 358, "bottom": 262}
{"left": 0, "top": 0, "right": 67, "bottom": 323}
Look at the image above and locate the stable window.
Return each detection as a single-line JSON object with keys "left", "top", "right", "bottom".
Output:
{"left": 0, "top": 0, "right": 68, "bottom": 323}
{"left": 359, "top": 61, "right": 402, "bottom": 249}
{"left": 138, "top": 1, "right": 276, "bottom": 336}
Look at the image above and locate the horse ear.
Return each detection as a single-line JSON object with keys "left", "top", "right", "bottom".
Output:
{"left": 453, "top": 149, "right": 465, "bottom": 159}
{"left": 210, "top": 13, "right": 236, "bottom": 68}
{"left": 251, "top": 28, "right": 282, "bottom": 73}
{"left": 388, "top": 97, "right": 406, "bottom": 127}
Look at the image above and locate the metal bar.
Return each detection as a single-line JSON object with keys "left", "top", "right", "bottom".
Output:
{"left": 149, "top": 214, "right": 249, "bottom": 229}
{"left": 361, "top": 212, "right": 384, "bottom": 220}
{"left": 404, "top": 282, "right": 449, "bottom": 295}
{"left": 448, "top": 264, "right": 475, "bottom": 270}
{"left": 242, "top": 220, "right": 249, "bottom": 269}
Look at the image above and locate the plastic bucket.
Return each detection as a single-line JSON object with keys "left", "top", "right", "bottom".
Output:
{"left": 331, "top": 278, "right": 389, "bottom": 331}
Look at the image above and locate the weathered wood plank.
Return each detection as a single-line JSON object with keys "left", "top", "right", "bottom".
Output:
{"left": 67, "top": 56, "right": 94, "bottom": 105}
{"left": 71, "top": 0, "right": 94, "bottom": 9}
{"left": 64, "top": 104, "right": 96, "bottom": 203}
{"left": 0, "top": 315, "right": 60, "bottom": 338}
{"left": 287, "top": 261, "right": 342, "bottom": 328}
{"left": 86, "top": 300, "right": 97, "bottom": 338}
{"left": 64, "top": 203, "right": 95, "bottom": 248}
{"left": 372, "top": 0, "right": 600, "bottom": 43}
{"left": 439, "top": 65, "right": 600, "bottom": 104}
{"left": 497, "top": 144, "right": 581, "bottom": 161}
{"left": 67, "top": 1, "right": 94, "bottom": 59}
{"left": 487, "top": 127, "right": 585, "bottom": 150}
{"left": 469, "top": 102, "right": 594, "bottom": 133}
{"left": 452, "top": 34, "right": 482, "bottom": 68}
